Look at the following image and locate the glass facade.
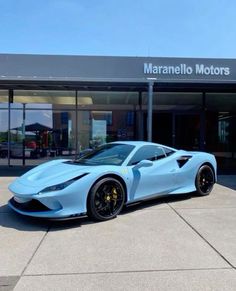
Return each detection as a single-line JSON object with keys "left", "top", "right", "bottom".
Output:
{"left": 8, "top": 90, "right": 76, "bottom": 166}
{"left": 142, "top": 92, "right": 203, "bottom": 149}
{"left": 0, "top": 90, "right": 139, "bottom": 167}
{"left": 205, "top": 93, "right": 236, "bottom": 171}
{"left": 0, "top": 91, "right": 9, "bottom": 160}
{"left": 0, "top": 88, "right": 236, "bottom": 172}
{"left": 77, "top": 91, "right": 139, "bottom": 150}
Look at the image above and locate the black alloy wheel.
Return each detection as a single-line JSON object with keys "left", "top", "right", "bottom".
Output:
{"left": 87, "top": 177, "right": 125, "bottom": 221}
{"left": 195, "top": 165, "right": 215, "bottom": 196}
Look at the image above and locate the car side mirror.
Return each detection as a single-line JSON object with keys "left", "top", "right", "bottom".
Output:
{"left": 134, "top": 159, "right": 153, "bottom": 169}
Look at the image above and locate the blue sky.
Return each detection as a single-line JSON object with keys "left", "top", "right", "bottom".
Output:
{"left": 0, "top": 0, "right": 236, "bottom": 58}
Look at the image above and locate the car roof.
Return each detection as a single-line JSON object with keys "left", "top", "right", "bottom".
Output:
{"left": 110, "top": 141, "right": 177, "bottom": 150}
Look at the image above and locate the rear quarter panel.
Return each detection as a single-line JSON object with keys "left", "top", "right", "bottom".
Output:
{"left": 173, "top": 152, "right": 217, "bottom": 193}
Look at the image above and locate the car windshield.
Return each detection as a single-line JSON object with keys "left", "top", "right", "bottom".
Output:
{"left": 73, "top": 144, "right": 135, "bottom": 166}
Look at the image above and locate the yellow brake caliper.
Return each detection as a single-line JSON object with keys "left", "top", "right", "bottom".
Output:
{"left": 112, "top": 188, "right": 118, "bottom": 205}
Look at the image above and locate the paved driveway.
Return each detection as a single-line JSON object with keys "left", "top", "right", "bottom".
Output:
{"left": 0, "top": 176, "right": 236, "bottom": 291}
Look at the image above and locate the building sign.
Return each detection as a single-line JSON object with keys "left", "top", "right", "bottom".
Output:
{"left": 1, "top": 54, "right": 236, "bottom": 83}
{"left": 144, "top": 62, "right": 230, "bottom": 76}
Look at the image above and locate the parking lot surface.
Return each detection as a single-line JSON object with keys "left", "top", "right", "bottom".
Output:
{"left": 1, "top": 176, "right": 236, "bottom": 290}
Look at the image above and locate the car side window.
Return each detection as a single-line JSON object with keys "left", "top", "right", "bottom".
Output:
{"left": 163, "top": 147, "right": 175, "bottom": 156}
{"left": 128, "top": 145, "right": 166, "bottom": 166}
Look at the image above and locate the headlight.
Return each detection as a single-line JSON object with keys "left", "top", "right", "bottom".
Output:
{"left": 38, "top": 173, "right": 88, "bottom": 194}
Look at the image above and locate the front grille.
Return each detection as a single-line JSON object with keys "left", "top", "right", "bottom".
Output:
{"left": 10, "top": 197, "right": 51, "bottom": 212}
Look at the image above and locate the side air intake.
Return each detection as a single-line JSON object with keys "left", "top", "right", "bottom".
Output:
{"left": 177, "top": 155, "right": 192, "bottom": 168}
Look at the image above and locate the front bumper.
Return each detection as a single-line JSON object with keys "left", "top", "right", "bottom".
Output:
{"left": 8, "top": 197, "right": 68, "bottom": 218}
{"left": 8, "top": 188, "right": 88, "bottom": 218}
{"left": 9, "top": 197, "right": 51, "bottom": 212}
{"left": 8, "top": 171, "right": 98, "bottom": 218}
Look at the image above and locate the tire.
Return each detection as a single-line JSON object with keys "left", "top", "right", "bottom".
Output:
{"left": 87, "top": 177, "right": 125, "bottom": 221}
{"left": 195, "top": 165, "right": 215, "bottom": 196}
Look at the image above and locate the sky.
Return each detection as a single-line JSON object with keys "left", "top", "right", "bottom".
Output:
{"left": 0, "top": 0, "right": 236, "bottom": 58}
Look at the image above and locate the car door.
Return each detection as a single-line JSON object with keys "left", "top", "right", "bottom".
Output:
{"left": 127, "top": 145, "right": 178, "bottom": 201}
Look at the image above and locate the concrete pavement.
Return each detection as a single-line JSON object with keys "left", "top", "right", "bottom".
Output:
{"left": 0, "top": 176, "right": 236, "bottom": 290}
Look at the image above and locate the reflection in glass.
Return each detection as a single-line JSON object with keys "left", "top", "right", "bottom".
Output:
{"left": 206, "top": 93, "right": 236, "bottom": 171}
{"left": 8, "top": 90, "right": 76, "bottom": 166}
{"left": 143, "top": 92, "right": 202, "bottom": 111}
{"left": 0, "top": 91, "right": 8, "bottom": 162}
{"left": 74, "top": 143, "right": 135, "bottom": 166}
{"left": 76, "top": 91, "right": 139, "bottom": 152}
{"left": 2, "top": 89, "right": 139, "bottom": 166}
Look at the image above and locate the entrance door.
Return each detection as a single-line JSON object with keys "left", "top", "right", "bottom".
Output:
{"left": 143, "top": 91, "right": 203, "bottom": 150}
{"left": 144, "top": 112, "right": 201, "bottom": 151}
{"left": 174, "top": 113, "right": 201, "bottom": 150}
{"left": 152, "top": 113, "right": 172, "bottom": 147}
{"left": 143, "top": 112, "right": 173, "bottom": 147}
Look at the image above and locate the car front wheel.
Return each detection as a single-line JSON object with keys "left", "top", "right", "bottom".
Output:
{"left": 87, "top": 177, "right": 125, "bottom": 221}
{"left": 195, "top": 165, "right": 215, "bottom": 196}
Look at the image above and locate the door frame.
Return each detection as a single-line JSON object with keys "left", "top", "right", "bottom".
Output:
{"left": 144, "top": 109, "right": 205, "bottom": 150}
{"left": 172, "top": 110, "right": 205, "bottom": 150}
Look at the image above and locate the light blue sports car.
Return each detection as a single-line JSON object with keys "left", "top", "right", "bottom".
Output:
{"left": 8, "top": 141, "right": 217, "bottom": 221}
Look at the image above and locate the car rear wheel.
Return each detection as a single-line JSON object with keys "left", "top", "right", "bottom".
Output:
{"left": 195, "top": 165, "right": 215, "bottom": 196}
{"left": 87, "top": 177, "right": 125, "bottom": 221}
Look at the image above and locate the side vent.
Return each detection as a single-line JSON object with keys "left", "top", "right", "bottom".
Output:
{"left": 177, "top": 155, "right": 192, "bottom": 168}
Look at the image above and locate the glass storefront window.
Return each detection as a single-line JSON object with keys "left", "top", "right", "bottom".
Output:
{"left": 77, "top": 91, "right": 139, "bottom": 110}
{"left": 77, "top": 91, "right": 139, "bottom": 151}
{"left": 206, "top": 93, "right": 236, "bottom": 171}
{"left": 9, "top": 90, "right": 76, "bottom": 166}
{"left": 0, "top": 90, "right": 8, "bottom": 107}
{"left": 12, "top": 90, "right": 75, "bottom": 108}
{"left": 142, "top": 92, "right": 202, "bottom": 110}
{"left": 142, "top": 92, "right": 202, "bottom": 149}
{"left": 0, "top": 88, "right": 235, "bottom": 172}
{"left": 5, "top": 90, "right": 139, "bottom": 165}
{"left": 0, "top": 91, "right": 8, "bottom": 163}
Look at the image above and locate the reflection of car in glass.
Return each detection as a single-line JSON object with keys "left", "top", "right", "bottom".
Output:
{"left": 8, "top": 141, "right": 217, "bottom": 221}
{"left": 0, "top": 142, "right": 35, "bottom": 158}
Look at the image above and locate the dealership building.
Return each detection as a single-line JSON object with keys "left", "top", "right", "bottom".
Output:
{"left": 0, "top": 54, "right": 236, "bottom": 172}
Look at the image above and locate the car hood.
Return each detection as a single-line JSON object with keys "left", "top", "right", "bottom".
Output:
{"left": 10, "top": 160, "right": 96, "bottom": 194}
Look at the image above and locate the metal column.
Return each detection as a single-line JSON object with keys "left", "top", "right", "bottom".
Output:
{"left": 200, "top": 92, "right": 206, "bottom": 151}
{"left": 22, "top": 103, "right": 26, "bottom": 166}
{"left": 75, "top": 90, "right": 78, "bottom": 159}
{"left": 147, "top": 81, "right": 153, "bottom": 142}
{"left": 137, "top": 91, "right": 143, "bottom": 141}
{"left": 7, "top": 90, "right": 13, "bottom": 167}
